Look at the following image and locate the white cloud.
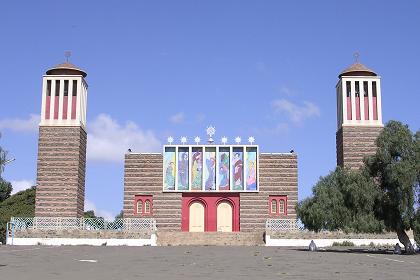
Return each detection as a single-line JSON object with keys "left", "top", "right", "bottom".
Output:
{"left": 84, "top": 199, "right": 115, "bottom": 221}
{"left": 0, "top": 114, "right": 39, "bottom": 133}
{"left": 272, "top": 99, "right": 320, "bottom": 123}
{"left": 10, "top": 179, "right": 34, "bottom": 194}
{"left": 87, "top": 114, "right": 161, "bottom": 162}
{"left": 169, "top": 112, "right": 185, "bottom": 124}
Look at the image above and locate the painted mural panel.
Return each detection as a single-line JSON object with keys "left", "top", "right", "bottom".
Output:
{"left": 177, "top": 147, "right": 189, "bottom": 190}
{"left": 191, "top": 147, "right": 203, "bottom": 190}
{"left": 204, "top": 147, "right": 216, "bottom": 190}
{"left": 246, "top": 147, "right": 257, "bottom": 191}
{"left": 232, "top": 147, "right": 244, "bottom": 190}
{"left": 218, "top": 147, "right": 230, "bottom": 190}
{"left": 164, "top": 147, "right": 176, "bottom": 190}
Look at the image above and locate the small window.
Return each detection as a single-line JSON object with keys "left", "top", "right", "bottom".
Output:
{"left": 72, "top": 80, "right": 78, "bottom": 96}
{"left": 46, "top": 80, "right": 51, "bottom": 96}
{"left": 55, "top": 80, "right": 60, "bottom": 96}
{"left": 134, "top": 195, "right": 153, "bottom": 216}
{"left": 271, "top": 200, "right": 277, "bottom": 214}
{"left": 64, "top": 80, "right": 69, "bottom": 97}
{"left": 145, "top": 200, "right": 151, "bottom": 214}
{"left": 269, "top": 196, "right": 287, "bottom": 216}
{"left": 136, "top": 200, "right": 143, "bottom": 215}
{"left": 279, "top": 200, "right": 285, "bottom": 214}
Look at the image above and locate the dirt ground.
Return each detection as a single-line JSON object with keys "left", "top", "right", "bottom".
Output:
{"left": 0, "top": 245, "right": 419, "bottom": 279}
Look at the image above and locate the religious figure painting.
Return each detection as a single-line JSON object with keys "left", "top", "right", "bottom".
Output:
{"left": 164, "top": 148, "right": 176, "bottom": 190}
{"left": 246, "top": 147, "right": 257, "bottom": 191}
{"left": 177, "top": 148, "right": 189, "bottom": 190}
{"left": 191, "top": 148, "right": 203, "bottom": 190}
{"left": 232, "top": 148, "right": 243, "bottom": 190}
{"left": 204, "top": 148, "right": 216, "bottom": 190}
{"left": 218, "top": 148, "right": 230, "bottom": 190}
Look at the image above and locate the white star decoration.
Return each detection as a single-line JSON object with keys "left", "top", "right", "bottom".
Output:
{"left": 235, "top": 136, "right": 241, "bottom": 144}
{"left": 221, "top": 136, "right": 228, "bottom": 145}
{"left": 194, "top": 136, "right": 201, "bottom": 144}
{"left": 180, "top": 136, "right": 187, "bottom": 144}
{"left": 167, "top": 136, "right": 174, "bottom": 144}
{"left": 248, "top": 136, "right": 255, "bottom": 144}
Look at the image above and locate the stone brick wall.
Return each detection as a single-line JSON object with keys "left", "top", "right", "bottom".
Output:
{"left": 124, "top": 153, "right": 182, "bottom": 231}
{"left": 35, "top": 126, "right": 87, "bottom": 217}
{"left": 124, "top": 152, "right": 298, "bottom": 233}
{"left": 336, "top": 126, "right": 382, "bottom": 170}
{"left": 240, "top": 153, "right": 298, "bottom": 232}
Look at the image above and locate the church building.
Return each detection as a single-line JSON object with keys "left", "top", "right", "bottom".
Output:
{"left": 32, "top": 56, "right": 384, "bottom": 235}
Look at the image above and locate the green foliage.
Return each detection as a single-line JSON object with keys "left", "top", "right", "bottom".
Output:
{"left": 297, "top": 167, "right": 383, "bottom": 233}
{"left": 365, "top": 121, "right": 419, "bottom": 234}
{"left": 115, "top": 210, "right": 123, "bottom": 219}
{"left": 297, "top": 120, "right": 419, "bottom": 252}
{"left": 0, "top": 187, "right": 35, "bottom": 244}
{"left": 84, "top": 210, "right": 98, "bottom": 219}
{"left": 0, "top": 179, "right": 12, "bottom": 202}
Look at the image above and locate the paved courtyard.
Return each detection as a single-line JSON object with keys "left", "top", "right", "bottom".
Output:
{"left": 0, "top": 245, "right": 419, "bottom": 279}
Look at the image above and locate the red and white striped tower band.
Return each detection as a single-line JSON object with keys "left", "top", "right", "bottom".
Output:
{"left": 35, "top": 61, "right": 88, "bottom": 217}
{"left": 336, "top": 59, "right": 384, "bottom": 170}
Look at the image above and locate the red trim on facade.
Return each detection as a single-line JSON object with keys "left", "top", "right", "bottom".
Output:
{"left": 71, "top": 95, "right": 77, "bottom": 119}
{"left": 181, "top": 193, "right": 240, "bottom": 232}
{"left": 373, "top": 97, "right": 378, "bottom": 120}
{"left": 54, "top": 96, "right": 59, "bottom": 120}
{"left": 268, "top": 196, "right": 288, "bottom": 217}
{"left": 347, "top": 96, "right": 352, "bottom": 120}
{"left": 62, "top": 96, "right": 68, "bottom": 119}
{"left": 355, "top": 96, "right": 361, "bottom": 120}
{"left": 364, "top": 95, "right": 369, "bottom": 120}
{"left": 45, "top": 96, "right": 51, "bottom": 119}
{"left": 134, "top": 195, "right": 153, "bottom": 216}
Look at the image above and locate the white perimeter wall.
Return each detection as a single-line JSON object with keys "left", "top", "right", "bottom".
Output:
{"left": 7, "top": 234, "right": 157, "bottom": 246}
{"left": 266, "top": 235, "right": 415, "bottom": 247}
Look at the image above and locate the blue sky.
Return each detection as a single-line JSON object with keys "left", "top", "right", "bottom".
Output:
{"left": 0, "top": 1, "right": 419, "bottom": 219}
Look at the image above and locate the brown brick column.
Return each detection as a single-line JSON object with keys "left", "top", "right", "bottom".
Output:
{"left": 336, "top": 126, "right": 382, "bottom": 170}
{"left": 35, "top": 126, "right": 87, "bottom": 217}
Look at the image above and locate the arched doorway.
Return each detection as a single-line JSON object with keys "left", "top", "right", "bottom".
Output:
{"left": 217, "top": 201, "right": 233, "bottom": 232}
{"left": 189, "top": 201, "right": 205, "bottom": 232}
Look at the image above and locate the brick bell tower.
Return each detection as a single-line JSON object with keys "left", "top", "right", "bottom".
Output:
{"left": 336, "top": 56, "right": 384, "bottom": 169}
{"left": 35, "top": 59, "right": 88, "bottom": 217}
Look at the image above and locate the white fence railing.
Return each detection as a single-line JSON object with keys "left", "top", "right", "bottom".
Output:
{"left": 266, "top": 219, "right": 305, "bottom": 231}
{"left": 10, "top": 217, "right": 156, "bottom": 232}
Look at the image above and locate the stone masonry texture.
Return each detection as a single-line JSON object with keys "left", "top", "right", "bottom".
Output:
{"left": 35, "top": 126, "right": 87, "bottom": 217}
{"left": 336, "top": 126, "right": 382, "bottom": 170}
{"left": 123, "top": 152, "right": 298, "bottom": 233}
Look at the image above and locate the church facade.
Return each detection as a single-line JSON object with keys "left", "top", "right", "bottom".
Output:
{"left": 32, "top": 56, "right": 383, "bottom": 235}
{"left": 123, "top": 144, "right": 298, "bottom": 232}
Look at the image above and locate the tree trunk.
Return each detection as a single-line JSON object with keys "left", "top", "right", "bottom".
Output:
{"left": 396, "top": 228, "right": 415, "bottom": 254}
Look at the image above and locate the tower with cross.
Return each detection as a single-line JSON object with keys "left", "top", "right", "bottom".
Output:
{"left": 35, "top": 53, "right": 89, "bottom": 217}
{"left": 335, "top": 54, "right": 384, "bottom": 169}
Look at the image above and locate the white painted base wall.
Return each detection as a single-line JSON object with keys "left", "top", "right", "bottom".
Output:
{"left": 7, "top": 234, "right": 157, "bottom": 246}
{"left": 265, "top": 235, "right": 415, "bottom": 247}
